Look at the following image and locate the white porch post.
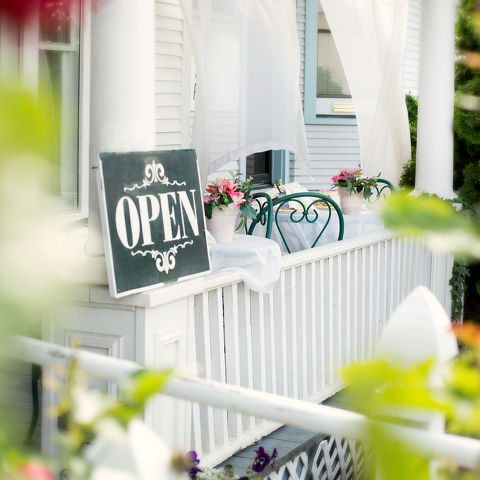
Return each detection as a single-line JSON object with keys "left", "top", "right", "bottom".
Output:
{"left": 87, "top": 0, "right": 156, "bottom": 264}
{"left": 415, "top": 0, "right": 456, "bottom": 199}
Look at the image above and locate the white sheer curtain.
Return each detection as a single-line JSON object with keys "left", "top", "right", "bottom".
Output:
{"left": 320, "top": 0, "right": 411, "bottom": 184}
{"left": 181, "top": 0, "right": 309, "bottom": 184}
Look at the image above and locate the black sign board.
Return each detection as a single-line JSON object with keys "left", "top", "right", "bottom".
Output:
{"left": 96, "top": 150, "right": 210, "bottom": 298}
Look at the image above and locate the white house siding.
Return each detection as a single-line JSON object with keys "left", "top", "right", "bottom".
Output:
{"left": 291, "top": 0, "right": 422, "bottom": 190}
{"left": 403, "top": 0, "right": 422, "bottom": 96}
{"left": 155, "top": 0, "right": 190, "bottom": 150}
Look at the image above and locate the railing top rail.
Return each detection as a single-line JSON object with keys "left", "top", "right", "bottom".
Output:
{"left": 85, "top": 230, "right": 399, "bottom": 309}
{"left": 7, "top": 336, "right": 480, "bottom": 471}
{"left": 279, "top": 229, "right": 397, "bottom": 269}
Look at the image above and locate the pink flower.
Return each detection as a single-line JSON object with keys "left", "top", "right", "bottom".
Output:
{"left": 15, "top": 462, "right": 55, "bottom": 480}
{"left": 219, "top": 179, "right": 238, "bottom": 193}
{"left": 229, "top": 191, "right": 245, "bottom": 208}
{"left": 206, "top": 183, "right": 219, "bottom": 194}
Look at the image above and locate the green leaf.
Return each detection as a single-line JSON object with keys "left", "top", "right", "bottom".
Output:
{"left": 129, "top": 369, "right": 172, "bottom": 407}
{"left": 381, "top": 192, "right": 480, "bottom": 260}
{"left": 235, "top": 215, "right": 246, "bottom": 232}
{"left": 241, "top": 203, "right": 257, "bottom": 219}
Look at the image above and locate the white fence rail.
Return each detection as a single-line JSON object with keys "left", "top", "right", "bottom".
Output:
{"left": 7, "top": 336, "right": 480, "bottom": 471}
{"left": 41, "top": 231, "right": 453, "bottom": 466}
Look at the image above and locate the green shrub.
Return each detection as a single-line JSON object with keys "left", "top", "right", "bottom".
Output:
{"left": 399, "top": 94, "right": 418, "bottom": 189}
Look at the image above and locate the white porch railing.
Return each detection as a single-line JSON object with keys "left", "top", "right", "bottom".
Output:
{"left": 41, "top": 231, "right": 453, "bottom": 466}
{"left": 7, "top": 336, "right": 480, "bottom": 471}
{"left": 186, "top": 231, "right": 452, "bottom": 464}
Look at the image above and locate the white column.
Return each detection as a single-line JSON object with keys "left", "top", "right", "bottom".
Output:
{"left": 414, "top": 0, "right": 456, "bottom": 199}
{"left": 87, "top": 0, "right": 156, "bottom": 263}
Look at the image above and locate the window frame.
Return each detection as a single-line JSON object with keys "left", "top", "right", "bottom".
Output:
{"left": 303, "top": 0, "right": 356, "bottom": 126}
{"left": 21, "top": 0, "right": 91, "bottom": 222}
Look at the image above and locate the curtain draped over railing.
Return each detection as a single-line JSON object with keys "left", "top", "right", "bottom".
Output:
{"left": 180, "top": 0, "right": 310, "bottom": 184}
{"left": 320, "top": 0, "right": 411, "bottom": 184}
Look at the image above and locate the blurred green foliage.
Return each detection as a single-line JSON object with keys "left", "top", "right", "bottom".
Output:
{"left": 381, "top": 193, "right": 480, "bottom": 262}
{"left": 52, "top": 361, "right": 172, "bottom": 479}
{"left": 0, "top": 80, "right": 62, "bottom": 335}
{"left": 0, "top": 81, "right": 55, "bottom": 163}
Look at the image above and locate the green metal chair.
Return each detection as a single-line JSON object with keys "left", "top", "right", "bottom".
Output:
{"left": 369, "top": 178, "right": 395, "bottom": 201}
{"left": 246, "top": 192, "right": 274, "bottom": 237}
{"left": 248, "top": 192, "right": 344, "bottom": 254}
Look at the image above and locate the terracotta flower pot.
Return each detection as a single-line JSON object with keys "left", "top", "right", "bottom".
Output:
{"left": 338, "top": 187, "right": 364, "bottom": 215}
{"left": 206, "top": 207, "right": 239, "bottom": 243}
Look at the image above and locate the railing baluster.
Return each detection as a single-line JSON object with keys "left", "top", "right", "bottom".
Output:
{"left": 215, "top": 288, "right": 229, "bottom": 445}
{"left": 301, "top": 264, "right": 308, "bottom": 399}
{"left": 280, "top": 271, "right": 288, "bottom": 397}
{"left": 361, "top": 247, "right": 367, "bottom": 363}
{"left": 291, "top": 267, "right": 299, "bottom": 399}
{"left": 337, "top": 254, "right": 343, "bottom": 370}
{"left": 319, "top": 259, "right": 326, "bottom": 389}
{"left": 201, "top": 292, "right": 216, "bottom": 451}
{"left": 346, "top": 251, "right": 351, "bottom": 366}
{"left": 388, "top": 238, "right": 394, "bottom": 317}
{"left": 368, "top": 245, "right": 374, "bottom": 359}
{"left": 328, "top": 257, "right": 334, "bottom": 384}
{"left": 311, "top": 261, "right": 318, "bottom": 394}
{"left": 269, "top": 290, "right": 277, "bottom": 395}
{"left": 243, "top": 285, "right": 254, "bottom": 430}
{"left": 191, "top": 299, "right": 203, "bottom": 455}
{"left": 375, "top": 243, "right": 382, "bottom": 345}
{"left": 353, "top": 249, "right": 359, "bottom": 363}
{"left": 258, "top": 292, "right": 267, "bottom": 393}
{"left": 231, "top": 284, "right": 243, "bottom": 437}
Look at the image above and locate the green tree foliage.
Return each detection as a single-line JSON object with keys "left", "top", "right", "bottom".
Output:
{"left": 455, "top": 0, "right": 480, "bottom": 195}
{"left": 399, "top": 94, "right": 418, "bottom": 189}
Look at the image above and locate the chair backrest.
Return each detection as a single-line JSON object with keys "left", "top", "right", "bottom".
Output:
{"left": 246, "top": 192, "right": 274, "bottom": 238}
{"left": 248, "top": 192, "right": 344, "bottom": 254}
{"left": 369, "top": 178, "right": 395, "bottom": 202}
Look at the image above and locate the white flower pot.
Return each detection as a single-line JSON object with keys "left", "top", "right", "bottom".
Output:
{"left": 338, "top": 187, "right": 364, "bottom": 215}
{"left": 206, "top": 207, "right": 239, "bottom": 243}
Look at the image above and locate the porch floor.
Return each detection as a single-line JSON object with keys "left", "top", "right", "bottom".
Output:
{"left": 215, "top": 392, "right": 362, "bottom": 478}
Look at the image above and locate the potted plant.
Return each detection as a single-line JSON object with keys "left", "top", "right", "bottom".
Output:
{"left": 203, "top": 173, "right": 259, "bottom": 242}
{"left": 331, "top": 168, "right": 379, "bottom": 214}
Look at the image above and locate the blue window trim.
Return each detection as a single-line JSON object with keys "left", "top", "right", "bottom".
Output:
{"left": 271, "top": 150, "right": 290, "bottom": 184}
{"left": 304, "top": 0, "right": 357, "bottom": 126}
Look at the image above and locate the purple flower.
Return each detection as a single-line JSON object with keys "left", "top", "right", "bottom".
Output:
{"left": 187, "top": 450, "right": 202, "bottom": 479}
{"left": 252, "top": 446, "right": 271, "bottom": 473}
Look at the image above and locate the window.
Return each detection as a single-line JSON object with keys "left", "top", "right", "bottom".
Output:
{"left": 241, "top": 150, "right": 289, "bottom": 187}
{"left": 304, "top": 0, "right": 356, "bottom": 125}
{"left": 1, "top": 1, "right": 91, "bottom": 218}
{"left": 39, "top": 1, "right": 81, "bottom": 211}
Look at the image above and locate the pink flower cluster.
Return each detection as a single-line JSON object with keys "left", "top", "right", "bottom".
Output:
{"left": 203, "top": 178, "right": 246, "bottom": 209}
{"left": 331, "top": 168, "right": 361, "bottom": 185}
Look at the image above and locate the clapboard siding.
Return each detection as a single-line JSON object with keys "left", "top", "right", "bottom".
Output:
{"left": 291, "top": 0, "right": 420, "bottom": 189}
{"left": 155, "top": 0, "right": 189, "bottom": 149}
{"left": 403, "top": 0, "right": 422, "bottom": 96}
{"left": 297, "top": 0, "right": 306, "bottom": 99}
{"left": 291, "top": 124, "right": 361, "bottom": 190}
